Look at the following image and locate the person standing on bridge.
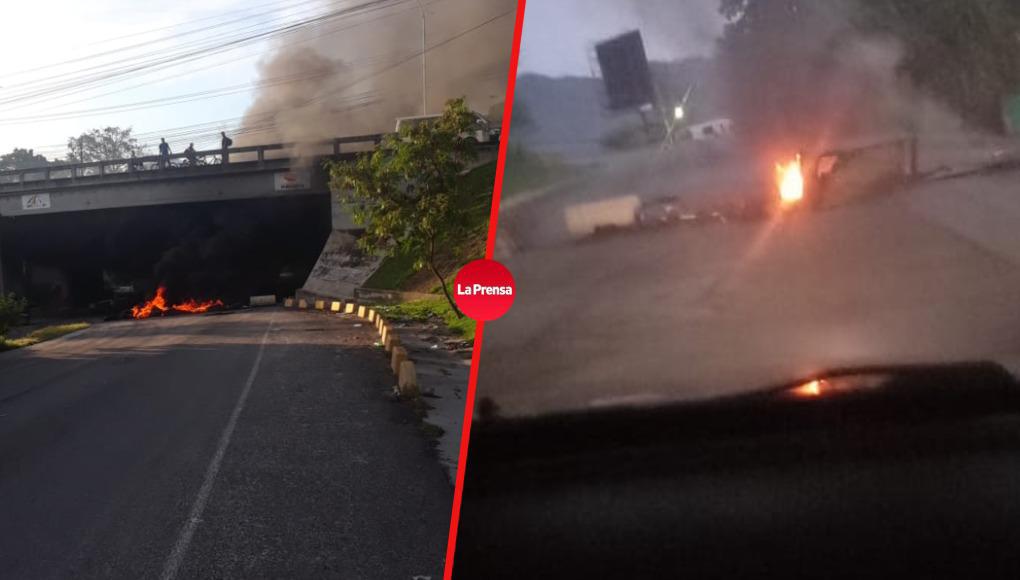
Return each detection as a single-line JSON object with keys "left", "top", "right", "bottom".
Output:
{"left": 220, "top": 131, "right": 233, "bottom": 165}
{"left": 158, "top": 138, "right": 171, "bottom": 169}
{"left": 184, "top": 143, "right": 197, "bottom": 167}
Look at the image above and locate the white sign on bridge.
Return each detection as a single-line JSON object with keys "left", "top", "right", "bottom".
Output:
{"left": 274, "top": 170, "right": 311, "bottom": 191}
{"left": 21, "top": 193, "right": 51, "bottom": 210}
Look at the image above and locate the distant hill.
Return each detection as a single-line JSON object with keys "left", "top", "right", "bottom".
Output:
{"left": 510, "top": 57, "right": 730, "bottom": 160}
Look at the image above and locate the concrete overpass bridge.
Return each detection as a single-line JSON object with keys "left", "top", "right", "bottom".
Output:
{"left": 0, "top": 134, "right": 499, "bottom": 301}
{"left": 0, "top": 134, "right": 498, "bottom": 217}
{"left": 0, "top": 134, "right": 386, "bottom": 217}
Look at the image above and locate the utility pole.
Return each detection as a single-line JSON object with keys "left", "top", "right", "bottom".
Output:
{"left": 416, "top": 0, "right": 427, "bottom": 115}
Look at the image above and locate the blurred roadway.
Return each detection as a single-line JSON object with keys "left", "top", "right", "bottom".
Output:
{"left": 0, "top": 308, "right": 450, "bottom": 579}
{"left": 480, "top": 168, "right": 1020, "bottom": 417}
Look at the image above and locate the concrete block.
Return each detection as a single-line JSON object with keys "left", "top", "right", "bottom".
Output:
{"left": 384, "top": 332, "right": 400, "bottom": 353}
{"left": 298, "top": 299, "right": 308, "bottom": 309}
{"left": 314, "top": 300, "right": 325, "bottom": 310}
{"left": 398, "top": 360, "right": 419, "bottom": 397}
{"left": 330, "top": 301, "right": 342, "bottom": 312}
{"left": 344, "top": 302, "right": 356, "bottom": 314}
{"left": 367, "top": 309, "right": 376, "bottom": 322}
{"left": 564, "top": 195, "right": 640, "bottom": 237}
{"left": 357, "top": 305, "right": 367, "bottom": 318}
{"left": 250, "top": 294, "right": 276, "bottom": 307}
{"left": 380, "top": 324, "right": 389, "bottom": 343}
{"left": 391, "top": 346, "right": 408, "bottom": 375}
{"left": 284, "top": 298, "right": 294, "bottom": 308}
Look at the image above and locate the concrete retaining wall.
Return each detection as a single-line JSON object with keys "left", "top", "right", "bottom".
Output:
{"left": 301, "top": 231, "right": 383, "bottom": 300}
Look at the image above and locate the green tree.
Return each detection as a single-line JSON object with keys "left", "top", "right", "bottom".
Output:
{"left": 327, "top": 98, "right": 481, "bottom": 317}
{"left": 854, "top": 0, "right": 1020, "bottom": 133}
{"left": 0, "top": 293, "right": 27, "bottom": 338}
{"left": 718, "top": 0, "right": 1020, "bottom": 137}
{"left": 0, "top": 148, "right": 52, "bottom": 170}
{"left": 66, "top": 126, "right": 144, "bottom": 163}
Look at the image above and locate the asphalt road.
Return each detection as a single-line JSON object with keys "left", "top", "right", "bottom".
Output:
{"left": 480, "top": 168, "right": 1020, "bottom": 417}
{"left": 0, "top": 308, "right": 451, "bottom": 579}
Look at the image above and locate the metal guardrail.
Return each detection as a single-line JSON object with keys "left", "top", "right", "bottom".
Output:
{"left": 0, "top": 134, "right": 384, "bottom": 186}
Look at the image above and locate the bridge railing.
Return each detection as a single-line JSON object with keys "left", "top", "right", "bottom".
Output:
{"left": 0, "top": 134, "right": 384, "bottom": 186}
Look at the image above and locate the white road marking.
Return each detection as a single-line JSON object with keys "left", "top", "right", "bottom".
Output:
{"left": 159, "top": 315, "right": 275, "bottom": 580}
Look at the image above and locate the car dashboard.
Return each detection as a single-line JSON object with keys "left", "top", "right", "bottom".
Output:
{"left": 454, "top": 363, "right": 1020, "bottom": 579}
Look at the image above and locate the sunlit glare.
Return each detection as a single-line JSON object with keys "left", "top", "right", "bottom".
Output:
{"left": 791, "top": 379, "right": 823, "bottom": 397}
{"left": 776, "top": 154, "right": 804, "bottom": 204}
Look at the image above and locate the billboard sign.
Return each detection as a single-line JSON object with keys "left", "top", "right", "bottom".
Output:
{"left": 595, "top": 30, "right": 655, "bottom": 111}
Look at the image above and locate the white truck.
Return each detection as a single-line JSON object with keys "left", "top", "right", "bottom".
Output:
{"left": 394, "top": 111, "right": 499, "bottom": 144}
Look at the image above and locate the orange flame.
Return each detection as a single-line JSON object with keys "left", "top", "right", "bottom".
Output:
{"left": 791, "top": 379, "right": 824, "bottom": 397}
{"left": 131, "top": 286, "right": 169, "bottom": 319}
{"left": 172, "top": 297, "right": 224, "bottom": 314}
{"left": 776, "top": 154, "right": 804, "bottom": 205}
{"left": 131, "top": 286, "right": 223, "bottom": 319}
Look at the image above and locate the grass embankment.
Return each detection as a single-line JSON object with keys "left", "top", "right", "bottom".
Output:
{"left": 363, "top": 161, "right": 495, "bottom": 293}
{"left": 376, "top": 296, "right": 476, "bottom": 341}
{"left": 0, "top": 322, "right": 90, "bottom": 352}
{"left": 362, "top": 161, "right": 492, "bottom": 341}
{"left": 501, "top": 146, "right": 584, "bottom": 197}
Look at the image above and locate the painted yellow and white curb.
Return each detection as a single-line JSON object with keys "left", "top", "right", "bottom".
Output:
{"left": 283, "top": 296, "right": 418, "bottom": 395}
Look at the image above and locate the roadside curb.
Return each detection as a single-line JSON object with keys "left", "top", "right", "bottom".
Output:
{"left": 283, "top": 296, "right": 418, "bottom": 395}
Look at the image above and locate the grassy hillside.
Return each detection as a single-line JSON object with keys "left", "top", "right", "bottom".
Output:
{"left": 363, "top": 160, "right": 495, "bottom": 293}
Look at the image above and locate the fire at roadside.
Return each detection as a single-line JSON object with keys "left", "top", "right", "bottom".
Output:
{"left": 610, "top": 152, "right": 807, "bottom": 235}
{"left": 128, "top": 286, "right": 225, "bottom": 320}
{"left": 591, "top": 138, "right": 914, "bottom": 242}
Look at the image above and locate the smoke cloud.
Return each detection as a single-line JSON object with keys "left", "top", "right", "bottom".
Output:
{"left": 238, "top": 0, "right": 516, "bottom": 157}
{"left": 717, "top": 0, "right": 968, "bottom": 157}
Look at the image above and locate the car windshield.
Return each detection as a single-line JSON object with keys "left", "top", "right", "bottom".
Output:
{"left": 481, "top": 0, "right": 1020, "bottom": 418}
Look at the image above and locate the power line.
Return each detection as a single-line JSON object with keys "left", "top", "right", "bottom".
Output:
{"left": 28, "top": 93, "right": 381, "bottom": 157}
{"left": 2, "top": 5, "right": 415, "bottom": 117}
{"left": 301, "top": 5, "right": 514, "bottom": 108}
{"left": 12, "top": 0, "right": 509, "bottom": 157}
{"left": 0, "top": 0, "right": 416, "bottom": 124}
{"left": 0, "top": 0, "right": 333, "bottom": 80}
{"left": 83, "top": 0, "right": 320, "bottom": 48}
{"left": 0, "top": 71, "right": 337, "bottom": 125}
{"left": 0, "top": 0, "right": 407, "bottom": 107}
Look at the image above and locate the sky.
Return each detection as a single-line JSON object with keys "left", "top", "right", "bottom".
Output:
{"left": 0, "top": 0, "right": 515, "bottom": 160}
{"left": 0, "top": 0, "right": 718, "bottom": 159}
{"left": 517, "top": 0, "right": 727, "bottom": 77}
{"left": 0, "top": 0, "right": 283, "bottom": 158}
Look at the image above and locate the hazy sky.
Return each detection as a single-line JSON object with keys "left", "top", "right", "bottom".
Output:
{"left": 0, "top": 0, "right": 716, "bottom": 159}
{"left": 518, "top": 0, "right": 726, "bottom": 77}
{"left": 0, "top": 0, "right": 282, "bottom": 157}
{"left": 0, "top": 0, "right": 514, "bottom": 160}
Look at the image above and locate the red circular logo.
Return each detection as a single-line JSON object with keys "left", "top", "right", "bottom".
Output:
{"left": 453, "top": 259, "right": 516, "bottom": 321}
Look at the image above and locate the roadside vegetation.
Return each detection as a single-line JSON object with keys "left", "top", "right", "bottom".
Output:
{"left": 1, "top": 292, "right": 91, "bottom": 351}
{"left": 500, "top": 146, "right": 583, "bottom": 196}
{"left": 0, "top": 322, "right": 91, "bottom": 352}
{"left": 720, "top": 0, "right": 1020, "bottom": 146}
{"left": 376, "top": 293, "right": 476, "bottom": 341}
{"left": 0, "top": 293, "right": 28, "bottom": 338}
{"left": 362, "top": 160, "right": 494, "bottom": 292}
{"left": 329, "top": 97, "right": 493, "bottom": 322}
